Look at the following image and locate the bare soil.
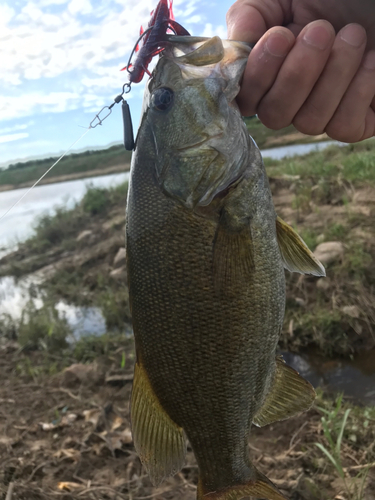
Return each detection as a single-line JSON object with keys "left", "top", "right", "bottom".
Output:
{"left": 1, "top": 340, "right": 374, "bottom": 500}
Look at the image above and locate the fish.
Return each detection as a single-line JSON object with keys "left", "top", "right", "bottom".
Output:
{"left": 125, "top": 35, "right": 326, "bottom": 500}
{"left": 122, "top": 0, "right": 190, "bottom": 83}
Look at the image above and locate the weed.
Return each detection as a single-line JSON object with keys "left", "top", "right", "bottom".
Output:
{"left": 324, "top": 223, "right": 346, "bottom": 241}
{"left": 98, "top": 285, "right": 131, "bottom": 330}
{"left": 299, "top": 228, "right": 318, "bottom": 251}
{"left": 292, "top": 185, "right": 312, "bottom": 213}
{"left": 73, "top": 332, "right": 133, "bottom": 363}
{"left": 315, "top": 394, "right": 372, "bottom": 499}
{"left": 82, "top": 186, "right": 109, "bottom": 215}
{"left": 18, "top": 301, "right": 71, "bottom": 351}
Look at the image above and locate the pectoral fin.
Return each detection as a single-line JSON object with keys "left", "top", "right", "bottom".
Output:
{"left": 131, "top": 363, "right": 186, "bottom": 485}
{"left": 276, "top": 216, "right": 325, "bottom": 276}
{"left": 253, "top": 356, "right": 316, "bottom": 427}
{"left": 213, "top": 215, "right": 254, "bottom": 291}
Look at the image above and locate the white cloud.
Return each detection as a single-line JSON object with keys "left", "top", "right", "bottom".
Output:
{"left": 201, "top": 23, "right": 227, "bottom": 38}
{"left": 0, "top": 1, "right": 226, "bottom": 122}
{"left": 0, "top": 92, "right": 82, "bottom": 120}
{"left": 68, "top": 0, "right": 93, "bottom": 15}
{"left": 0, "top": 123, "right": 29, "bottom": 135}
{"left": 0, "top": 4, "right": 15, "bottom": 25}
{"left": 0, "top": 133, "right": 29, "bottom": 144}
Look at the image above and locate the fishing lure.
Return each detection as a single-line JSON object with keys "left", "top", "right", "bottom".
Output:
{"left": 122, "top": 0, "right": 190, "bottom": 84}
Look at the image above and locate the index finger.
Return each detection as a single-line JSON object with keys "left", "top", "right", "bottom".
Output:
{"left": 226, "top": 0, "right": 285, "bottom": 42}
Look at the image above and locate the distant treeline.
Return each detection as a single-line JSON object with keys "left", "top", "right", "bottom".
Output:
{"left": 0, "top": 144, "right": 132, "bottom": 187}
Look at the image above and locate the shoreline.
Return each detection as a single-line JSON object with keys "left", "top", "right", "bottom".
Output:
{"left": 0, "top": 163, "right": 130, "bottom": 193}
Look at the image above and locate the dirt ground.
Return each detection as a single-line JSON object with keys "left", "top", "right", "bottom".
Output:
{"left": 1, "top": 337, "right": 374, "bottom": 500}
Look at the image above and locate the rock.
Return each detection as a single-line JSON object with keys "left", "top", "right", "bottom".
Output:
{"left": 76, "top": 230, "right": 93, "bottom": 242}
{"left": 62, "top": 363, "right": 104, "bottom": 387}
{"left": 316, "top": 277, "right": 330, "bottom": 290}
{"left": 102, "top": 214, "right": 125, "bottom": 231}
{"left": 296, "top": 475, "right": 323, "bottom": 500}
{"left": 314, "top": 241, "right": 344, "bottom": 265}
{"left": 341, "top": 305, "right": 361, "bottom": 318}
{"left": 110, "top": 266, "right": 126, "bottom": 280}
{"left": 113, "top": 247, "right": 126, "bottom": 267}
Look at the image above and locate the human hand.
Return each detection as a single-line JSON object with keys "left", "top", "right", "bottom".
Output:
{"left": 227, "top": 0, "right": 375, "bottom": 142}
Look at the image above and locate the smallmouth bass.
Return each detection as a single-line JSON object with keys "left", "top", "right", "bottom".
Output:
{"left": 125, "top": 35, "right": 325, "bottom": 500}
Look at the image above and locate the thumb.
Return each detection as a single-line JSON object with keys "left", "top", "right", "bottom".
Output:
{"left": 227, "top": 0, "right": 286, "bottom": 43}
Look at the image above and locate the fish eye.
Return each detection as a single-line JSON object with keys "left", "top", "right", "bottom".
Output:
{"left": 151, "top": 87, "right": 174, "bottom": 112}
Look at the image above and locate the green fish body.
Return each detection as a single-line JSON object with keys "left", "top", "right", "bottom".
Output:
{"left": 126, "top": 36, "right": 325, "bottom": 500}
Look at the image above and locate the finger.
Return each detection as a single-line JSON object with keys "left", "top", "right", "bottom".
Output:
{"left": 325, "top": 50, "right": 375, "bottom": 142}
{"left": 236, "top": 28, "right": 295, "bottom": 116}
{"left": 226, "top": 0, "right": 284, "bottom": 43}
{"left": 293, "top": 24, "right": 367, "bottom": 135}
{"left": 256, "top": 20, "right": 336, "bottom": 130}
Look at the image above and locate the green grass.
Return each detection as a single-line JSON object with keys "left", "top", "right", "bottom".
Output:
{"left": 315, "top": 393, "right": 375, "bottom": 499}
{"left": 17, "top": 301, "right": 71, "bottom": 352}
{"left": 266, "top": 138, "right": 375, "bottom": 184}
{"left": 26, "top": 181, "right": 128, "bottom": 252}
{"left": 0, "top": 144, "right": 131, "bottom": 186}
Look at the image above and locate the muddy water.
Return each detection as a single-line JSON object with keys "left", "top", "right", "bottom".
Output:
{"left": 282, "top": 350, "right": 375, "bottom": 406}
{"left": 0, "top": 276, "right": 106, "bottom": 340}
{"left": 0, "top": 171, "right": 130, "bottom": 255}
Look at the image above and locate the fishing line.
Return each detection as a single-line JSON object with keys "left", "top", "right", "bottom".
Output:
{"left": 0, "top": 82, "right": 134, "bottom": 222}
{"left": 0, "top": 127, "right": 91, "bottom": 222}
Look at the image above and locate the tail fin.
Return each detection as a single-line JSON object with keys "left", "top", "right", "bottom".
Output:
{"left": 197, "top": 467, "right": 287, "bottom": 500}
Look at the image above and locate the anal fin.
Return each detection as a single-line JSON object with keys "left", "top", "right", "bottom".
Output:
{"left": 197, "top": 466, "right": 287, "bottom": 500}
{"left": 276, "top": 216, "right": 325, "bottom": 276}
{"left": 253, "top": 356, "right": 316, "bottom": 427}
{"left": 131, "top": 362, "right": 186, "bottom": 485}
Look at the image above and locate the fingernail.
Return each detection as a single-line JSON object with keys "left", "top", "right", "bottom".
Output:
{"left": 363, "top": 50, "right": 375, "bottom": 70}
{"left": 303, "top": 23, "right": 333, "bottom": 50}
{"left": 265, "top": 31, "right": 292, "bottom": 57}
{"left": 340, "top": 24, "right": 366, "bottom": 47}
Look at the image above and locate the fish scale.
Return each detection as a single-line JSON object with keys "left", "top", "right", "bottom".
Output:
{"left": 126, "top": 36, "right": 324, "bottom": 500}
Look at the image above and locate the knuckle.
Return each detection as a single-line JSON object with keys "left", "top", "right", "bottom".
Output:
{"left": 257, "top": 107, "right": 290, "bottom": 130}
{"left": 325, "top": 121, "right": 363, "bottom": 142}
{"left": 293, "top": 107, "right": 326, "bottom": 136}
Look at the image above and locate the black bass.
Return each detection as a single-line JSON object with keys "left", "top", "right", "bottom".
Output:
{"left": 125, "top": 35, "right": 325, "bottom": 500}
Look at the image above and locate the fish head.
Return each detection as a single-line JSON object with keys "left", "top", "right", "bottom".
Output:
{"left": 137, "top": 36, "right": 252, "bottom": 209}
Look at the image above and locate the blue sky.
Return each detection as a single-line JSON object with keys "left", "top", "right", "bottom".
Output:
{"left": 0, "top": 0, "right": 234, "bottom": 168}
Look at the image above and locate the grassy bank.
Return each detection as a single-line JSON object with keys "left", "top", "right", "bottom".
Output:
{"left": 0, "top": 144, "right": 131, "bottom": 188}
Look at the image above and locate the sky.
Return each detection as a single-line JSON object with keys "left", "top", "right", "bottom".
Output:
{"left": 0, "top": 0, "right": 234, "bottom": 168}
